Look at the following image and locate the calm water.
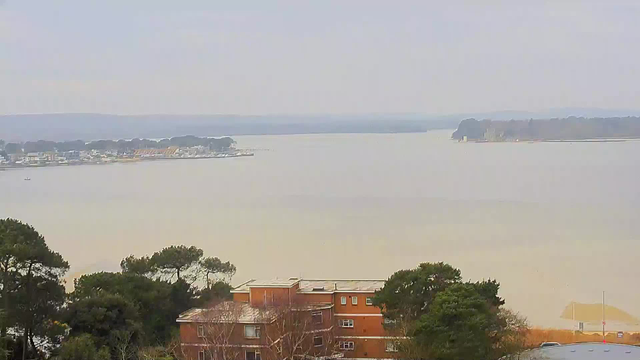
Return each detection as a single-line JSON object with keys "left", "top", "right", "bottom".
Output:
{"left": 1, "top": 130, "right": 639, "bottom": 327}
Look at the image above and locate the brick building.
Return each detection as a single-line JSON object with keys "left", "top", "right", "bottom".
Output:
{"left": 178, "top": 278, "right": 401, "bottom": 360}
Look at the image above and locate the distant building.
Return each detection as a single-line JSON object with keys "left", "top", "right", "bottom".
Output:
{"left": 133, "top": 146, "right": 179, "bottom": 158}
{"left": 178, "top": 278, "right": 400, "bottom": 360}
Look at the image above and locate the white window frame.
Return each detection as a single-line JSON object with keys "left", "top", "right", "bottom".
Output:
{"left": 340, "top": 296, "right": 347, "bottom": 305}
{"left": 351, "top": 296, "right": 358, "bottom": 305}
{"left": 366, "top": 297, "right": 373, "bottom": 306}
{"left": 339, "top": 341, "right": 355, "bottom": 351}
{"left": 198, "top": 349, "right": 206, "bottom": 360}
{"left": 246, "top": 350, "right": 261, "bottom": 360}
{"left": 311, "top": 311, "right": 323, "bottom": 324}
{"left": 386, "top": 341, "right": 399, "bottom": 353}
{"left": 313, "top": 335, "right": 324, "bottom": 347}
{"left": 244, "top": 325, "right": 260, "bottom": 339}
{"left": 339, "top": 319, "right": 354, "bottom": 328}
{"left": 197, "top": 324, "right": 205, "bottom": 338}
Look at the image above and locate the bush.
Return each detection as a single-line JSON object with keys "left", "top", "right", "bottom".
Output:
{"left": 59, "top": 335, "right": 110, "bottom": 360}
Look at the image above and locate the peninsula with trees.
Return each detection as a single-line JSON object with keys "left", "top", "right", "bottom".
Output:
{"left": 452, "top": 116, "right": 640, "bottom": 142}
{"left": 0, "top": 136, "right": 253, "bottom": 168}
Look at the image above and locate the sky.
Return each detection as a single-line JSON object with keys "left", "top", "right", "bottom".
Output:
{"left": 1, "top": 0, "right": 639, "bottom": 115}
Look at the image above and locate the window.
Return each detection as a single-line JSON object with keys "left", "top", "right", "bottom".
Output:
{"left": 340, "top": 296, "right": 347, "bottom": 305}
{"left": 339, "top": 319, "right": 354, "bottom": 328}
{"left": 339, "top": 341, "right": 355, "bottom": 351}
{"left": 351, "top": 296, "right": 358, "bottom": 305}
{"left": 386, "top": 341, "right": 399, "bottom": 353}
{"left": 313, "top": 335, "right": 324, "bottom": 347}
{"left": 244, "top": 325, "right": 260, "bottom": 338}
{"left": 366, "top": 297, "right": 373, "bottom": 306}
{"left": 312, "top": 311, "right": 323, "bottom": 324}
{"left": 246, "top": 351, "right": 261, "bottom": 360}
{"left": 198, "top": 350, "right": 206, "bottom": 360}
{"left": 197, "top": 324, "right": 205, "bottom": 337}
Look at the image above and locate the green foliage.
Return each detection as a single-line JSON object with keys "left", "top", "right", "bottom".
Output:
{"left": 1, "top": 220, "right": 237, "bottom": 358}
{"left": 373, "top": 262, "right": 461, "bottom": 325}
{"left": 71, "top": 272, "right": 187, "bottom": 345}
{"left": 452, "top": 117, "right": 640, "bottom": 141}
{"left": 495, "top": 309, "right": 530, "bottom": 359}
{"left": 119, "top": 256, "right": 153, "bottom": 276}
{"left": 58, "top": 334, "right": 110, "bottom": 360}
{"left": 197, "top": 281, "right": 233, "bottom": 306}
{"left": 374, "top": 262, "right": 525, "bottom": 360}
{"left": 414, "top": 283, "right": 501, "bottom": 360}
{"left": 150, "top": 245, "right": 203, "bottom": 281}
{"left": 199, "top": 257, "right": 236, "bottom": 288}
{"left": 0, "top": 218, "right": 69, "bottom": 357}
{"left": 3, "top": 143, "right": 20, "bottom": 154}
{"left": 65, "top": 293, "right": 142, "bottom": 349}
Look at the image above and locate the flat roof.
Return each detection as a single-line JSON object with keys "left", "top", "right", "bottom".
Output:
{"left": 298, "top": 279, "right": 385, "bottom": 293}
{"left": 177, "top": 301, "right": 333, "bottom": 324}
{"left": 177, "top": 302, "right": 275, "bottom": 324}
{"left": 232, "top": 278, "right": 384, "bottom": 293}
{"left": 231, "top": 278, "right": 300, "bottom": 293}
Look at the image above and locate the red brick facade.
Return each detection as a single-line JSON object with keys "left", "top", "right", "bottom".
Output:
{"left": 178, "top": 279, "right": 398, "bottom": 360}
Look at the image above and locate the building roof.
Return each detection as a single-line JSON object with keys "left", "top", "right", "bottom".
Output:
{"left": 177, "top": 301, "right": 334, "bottom": 324}
{"left": 523, "top": 343, "right": 640, "bottom": 360}
{"left": 177, "top": 302, "right": 276, "bottom": 324}
{"left": 231, "top": 278, "right": 385, "bottom": 293}
{"left": 298, "top": 279, "right": 385, "bottom": 293}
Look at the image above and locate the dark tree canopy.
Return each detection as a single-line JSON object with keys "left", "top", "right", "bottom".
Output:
{"left": 414, "top": 283, "right": 503, "bottom": 360}
{"left": 199, "top": 257, "right": 236, "bottom": 289}
{"left": 119, "top": 255, "right": 153, "bottom": 276}
{"left": 0, "top": 218, "right": 69, "bottom": 359}
{"left": 0, "top": 220, "right": 238, "bottom": 359}
{"left": 3, "top": 143, "right": 20, "bottom": 154}
{"left": 58, "top": 334, "right": 110, "bottom": 360}
{"left": 373, "top": 262, "right": 523, "bottom": 360}
{"left": 198, "top": 281, "right": 233, "bottom": 305}
{"left": 452, "top": 116, "right": 640, "bottom": 141}
{"left": 150, "top": 245, "right": 204, "bottom": 281}
{"left": 65, "top": 293, "right": 141, "bottom": 350}
{"left": 3, "top": 136, "right": 235, "bottom": 153}
{"left": 71, "top": 271, "right": 189, "bottom": 345}
{"left": 373, "top": 262, "right": 461, "bottom": 324}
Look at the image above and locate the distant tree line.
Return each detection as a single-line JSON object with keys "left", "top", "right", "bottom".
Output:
{"left": 452, "top": 117, "right": 640, "bottom": 141}
{"left": 0, "top": 136, "right": 236, "bottom": 154}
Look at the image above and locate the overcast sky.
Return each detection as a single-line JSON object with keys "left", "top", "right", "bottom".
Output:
{"left": 1, "top": 1, "right": 639, "bottom": 115}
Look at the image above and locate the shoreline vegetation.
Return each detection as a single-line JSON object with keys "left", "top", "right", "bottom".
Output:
{"left": 452, "top": 116, "right": 640, "bottom": 142}
{"left": 0, "top": 135, "right": 254, "bottom": 169}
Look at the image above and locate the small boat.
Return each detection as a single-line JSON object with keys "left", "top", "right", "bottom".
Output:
{"left": 24, "top": 178, "right": 31, "bottom": 181}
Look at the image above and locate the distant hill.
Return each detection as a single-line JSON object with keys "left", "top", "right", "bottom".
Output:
{"left": 452, "top": 117, "right": 640, "bottom": 141}
{"left": 0, "top": 113, "right": 458, "bottom": 142}
{"left": 2, "top": 108, "right": 639, "bottom": 141}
